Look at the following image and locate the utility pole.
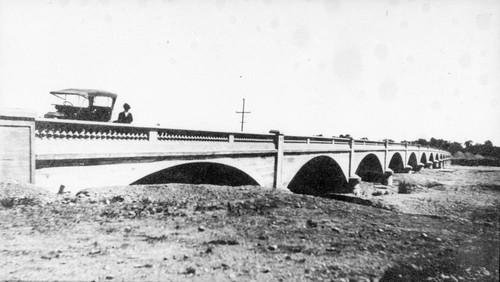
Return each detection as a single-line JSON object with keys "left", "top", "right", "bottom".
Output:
{"left": 236, "top": 98, "right": 251, "bottom": 132}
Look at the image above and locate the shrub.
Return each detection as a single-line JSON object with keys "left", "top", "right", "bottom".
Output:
{"left": 398, "top": 181, "right": 414, "bottom": 194}
{"left": 0, "top": 198, "right": 15, "bottom": 208}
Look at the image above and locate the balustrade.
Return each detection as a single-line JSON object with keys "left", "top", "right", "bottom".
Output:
{"left": 234, "top": 135, "right": 275, "bottom": 143}
{"left": 35, "top": 119, "right": 277, "bottom": 145}
{"left": 35, "top": 119, "right": 149, "bottom": 142}
{"left": 157, "top": 131, "right": 228, "bottom": 142}
{"left": 284, "top": 136, "right": 351, "bottom": 145}
{"left": 33, "top": 118, "right": 449, "bottom": 156}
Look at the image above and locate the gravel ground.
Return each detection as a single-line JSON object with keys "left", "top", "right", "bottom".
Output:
{"left": 0, "top": 166, "right": 499, "bottom": 281}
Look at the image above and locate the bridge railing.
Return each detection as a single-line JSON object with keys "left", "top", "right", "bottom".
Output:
{"left": 34, "top": 119, "right": 278, "bottom": 160}
{"left": 35, "top": 119, "right": 151, "bottom": 141}
{"left": 155, "top": 128, "right": 275, "bottom": 144}
{"left": 35, "top": 119, "right": 277, "bottom": 143}
{"left": 283, "top": 135, "right": 351, "bottom": 151}
{"left": 34, "top": 118, "right": 449, "bottom": 158}
{"left": 282, "top": 135, "right": 441, "bottom": 153}
{"left": 284, "top": 135, "right": 351, "bottom": 145}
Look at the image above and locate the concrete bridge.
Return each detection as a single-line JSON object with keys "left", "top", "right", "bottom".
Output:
{"left": 1, "top": 109, "right": 451, "bottom": 194}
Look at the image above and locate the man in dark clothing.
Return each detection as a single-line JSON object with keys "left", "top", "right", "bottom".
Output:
{"left": 114, "top": 103, "right": 133, "bottom": 123}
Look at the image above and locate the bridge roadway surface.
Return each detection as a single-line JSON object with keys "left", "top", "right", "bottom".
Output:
{"left": 0, "top": 109, "right": 450, "bottom": 195}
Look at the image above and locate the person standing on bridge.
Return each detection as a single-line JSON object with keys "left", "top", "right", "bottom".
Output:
{"left": 114, "top": 103, "right": 133, "bottom": 124}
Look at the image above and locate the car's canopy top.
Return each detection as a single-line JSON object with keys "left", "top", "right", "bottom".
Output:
{"left": 50, "top": 89, "right": 118, "bottom": 99}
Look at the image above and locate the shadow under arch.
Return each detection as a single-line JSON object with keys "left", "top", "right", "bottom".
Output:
{"left": 388, "top": 152, "right": 405, "bottom": 173}
{"left": 356, "top": 154, "right": 384, "bottom": 182}
{"left": 288, "top": 156, "right": 348, "bottom": 196}
{"left": 131, "top": 162, "right": 259, "bottom": 186}
{"left": 420, "top": 153, "right": 427, "bottom": 165}
{"left": 408, "top": 152, "right": 418, "bottom": 170}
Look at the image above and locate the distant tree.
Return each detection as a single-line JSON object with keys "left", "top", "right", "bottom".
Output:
{"left": 465, "top": 140, "right": 473, "bottom": 148}
{"left": 429, "top": 137, "right": 437, "bottom": 147}
{"left": 339, "top": 134, "right": 351, "bottom": 138}
{"left": 415, "top": 138, "right": 429, "bottom": 146}
{"left": 408, "top": 137, "right": 498, "bottom": 159}
{"left": 447, "top": 142, "right": 464, "bottom": 154}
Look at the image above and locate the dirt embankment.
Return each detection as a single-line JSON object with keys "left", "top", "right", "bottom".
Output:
{"left": 1, "top": 166, "right": 499, "bottom": 281}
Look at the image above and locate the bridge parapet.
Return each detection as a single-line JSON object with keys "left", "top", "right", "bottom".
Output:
{"left": 354, "top": 140, "right": 385, "bottom": 146}
{"left": 35, "top": 119, "right": 450, "bottom": 158}
{"left": 35, "top": 118, "right": 278, "bottom": 143}
{"left": 36, "top": 119, "right": 150, "bottom": 141}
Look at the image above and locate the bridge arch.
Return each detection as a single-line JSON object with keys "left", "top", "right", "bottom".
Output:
{"left": 388, "top": 152, "right": 405, "bottom": 173}
{"left": 429, "top": 153, "right": 434, "bottom": 162}
{"left": 288, "top": 156, "right": 348, "bottom": 196}
{"left": 408, "top": 152, "right": 418, "bottom": 170}
{"left": 355, "top": 153, "right": 384, "bottom": 182}
{"left": 131, "top": 161, "right": 260, "bottom": 186}
{"left": 420, "top": 152, "right": 427, "bottom": 165}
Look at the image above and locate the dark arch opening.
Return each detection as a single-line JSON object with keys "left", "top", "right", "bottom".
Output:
{"left": 388, "top": 153, "right": 405, "bottom": 173}
{"left": 429, "top": 153, "right": 434, "bottom": 162}
{"left": 131, "top": 162, "right": 259, "bottom": 186}
{"left": 408, "top": 152, "right": 418, "bottom": 170}
{"left": 420, "top": 153, "right": 427, "bottom": 165}
{"left": 288, "top": 156, "right": 348, "bottom": 196}
{"left": 356, "top": 154, "right": 384, "bottom": 182}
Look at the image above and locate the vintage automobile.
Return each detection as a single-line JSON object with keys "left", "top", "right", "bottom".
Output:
{"left": 44, "top": 89, "right": 118, "bottom": 122}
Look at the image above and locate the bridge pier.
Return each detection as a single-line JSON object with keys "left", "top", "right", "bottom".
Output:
{"left": 404, "top": 165, "right": 413, "bottom": 173}
{"left": 271, "top": 130, "right": 284, "bottom": 189}
{"left": 424, "top": 161, "right": 433, "bottom": 169}
{"left": 414, "top": 162, "right": 424, "bottom": 171}
{"left": 381, "top": 169, "right": 394, "bottom": 186}
{"left": 433, "top": 161, "right": 440, "bottom": 169}
{"left": 348, "top": 175, "right": 361, "bottom": 194}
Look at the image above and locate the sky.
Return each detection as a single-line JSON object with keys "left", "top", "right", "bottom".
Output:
{"left": 0, "top": 0, "right": 499, "bottom": 145}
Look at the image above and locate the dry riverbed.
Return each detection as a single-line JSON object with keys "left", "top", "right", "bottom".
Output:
{"left": 0, "top": 166, "right": 499, "bottom": 281}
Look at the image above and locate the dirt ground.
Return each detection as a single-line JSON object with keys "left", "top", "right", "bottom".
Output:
{"left": 1, "top": 166, "right": 499, "bottom": 281}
